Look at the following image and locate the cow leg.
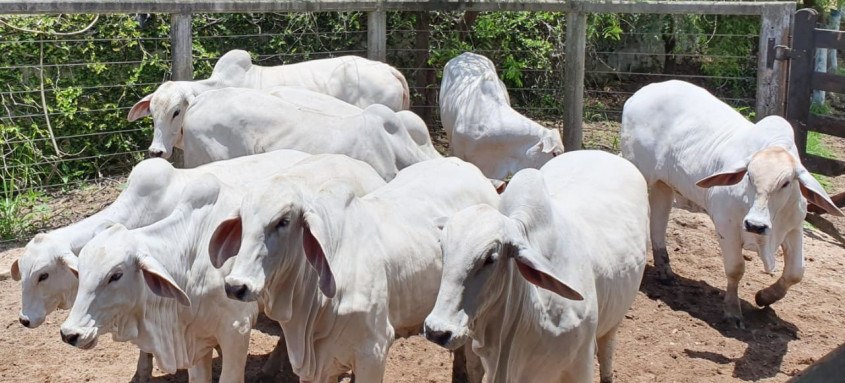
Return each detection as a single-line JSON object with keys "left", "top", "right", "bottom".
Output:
{"left": 756, "top": 228, "right": 804, "bottom": 307}
{"left": 218, "top": 333, "right": 250, "bottom": 383}
{"left": 353, "top": 349, "right": 388, "bottom": 383}
{"left": 597, "top": 325, "right": 619, "bottom": 383}
{"left": 451, "top": 346, "right": 468, "bottom": 383}
{"left": 131, "top": 351, "right": 153, "bottom": 383}
{"left": 718, "top": 231, "right": 746, "bottom": 329}
{"left": 562, "top": 339, "right": 595, "bottom": 383}
{"left": 187, "top": 349, "right": 213, "bottom": 383}
{"left": 256, "top": 335, "right": 290, "bottom": 383}
{"left": 649, "top": 181, "right": 675, "bottom": 284}
{"left": 464, "top": 345, "right": 484, "bottom": 383}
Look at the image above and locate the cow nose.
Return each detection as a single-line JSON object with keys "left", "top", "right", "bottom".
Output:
{"left": 61, "top": 330, "right": 79, "bottom": 346}
{"left": 424, "top": 325, "right": 452, "bottom": 347}
{"left": 224, "top": 282, "right": 249, "bottom": 301}
{"left": 744, "top": 220, "right": 769, "bottom": 234}
{"left": 148, "top": 150, "right": 164, "bottom": 158}
{"left": 19, "top": 317, "right": 30, "bottom": 328}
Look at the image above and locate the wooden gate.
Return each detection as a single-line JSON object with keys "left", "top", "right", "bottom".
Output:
{"left": 785, "top": 8, "right": 845, "bottom": 209}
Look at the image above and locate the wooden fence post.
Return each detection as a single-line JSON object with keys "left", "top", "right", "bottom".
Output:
{"left": 170, "top": 13, "right": 193, "bottom": 81}
{"left": 368, "top": 10, "right": 387, "bottom": 62}
{"left": 756, "top": 4, "right": 792, "bottom": 119}
{"left": 786, "top": 8, "right": 819, "bottom": 156}
{"left": 169, "top": 13, "right": 192, "bottom": 168}
{"left": 563, "top": 11, "right": 586, "bottom": 151}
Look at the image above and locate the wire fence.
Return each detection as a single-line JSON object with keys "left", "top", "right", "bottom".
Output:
{"left": 0, "top": 10, "right": 766, "bottom": 242}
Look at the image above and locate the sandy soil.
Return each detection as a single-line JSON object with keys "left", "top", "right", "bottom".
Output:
{"left": 1, "top": 124, "right": 844, "bottom": 382}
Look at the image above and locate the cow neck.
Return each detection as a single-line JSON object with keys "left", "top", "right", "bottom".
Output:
{"left": 274, "top": 198, "right": 359, "bottom": 380}
{"left": 128, "top": 206, "right": 204, "bottom": 373}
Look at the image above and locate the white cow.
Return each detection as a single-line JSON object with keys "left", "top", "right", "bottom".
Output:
{"left": 620, "top": 80, "right": 842, "bottom": 327}
{"left": 439, "top": 52, "right": 564, "bottom": 180}
{"left": 170, "top": 87, "right": 440, "bottom": 177}
{"left": 58, "top": 154, "right": 385, "bottom": 383}
{"left": 59, "top": 176, "right": 256, "bottom": 383}
{"left": 127, "top": 50, "right": 410, "bottom": 157}
{"left": 10, "top": 150, "right": 308, "bottom": 382}
{"left": 208, "top": 158, "right": 499, "bottom": 382}
{"left": 424, "top": 151, "right": 648, "bottom": 383}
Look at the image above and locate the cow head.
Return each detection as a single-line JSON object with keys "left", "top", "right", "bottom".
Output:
{"left": 697, "top": 146, "right": 842, "bottom": 272}
{"left": 526, "top": 128, "right": 565, "bottom": 164}
{"left": 423, "top": 204, "right": 582, "bottom": 351}
{"left": 210, "top": 180, "right": 312, "bottom": 306}
{"left": 13, "top": 234, "right": 79, "bottom": 328}
{"left": 60, "top": 224, "right": 190, "bottom": 350}
{"left": 128, "top": 81, "right": 194, "bottom": 159}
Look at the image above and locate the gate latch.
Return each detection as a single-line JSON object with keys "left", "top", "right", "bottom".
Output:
{"left": 767, "top": 37, "right": 792, "bottom": 69}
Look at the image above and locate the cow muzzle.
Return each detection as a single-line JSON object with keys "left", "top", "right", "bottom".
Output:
{"left": 60, "top": 327, "right": 98, "bottom": 349}
{"left": 743, "top": 219, "right": 770, "bottom": 235}
{"left": 423, "top": 320, "right": 467, "bottom": 350}
{"left": 224, "top": 277, "right": 260, "bottom": 302}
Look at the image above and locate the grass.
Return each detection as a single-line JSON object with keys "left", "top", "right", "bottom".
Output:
{"left": 0, "top": 189, "right": 47, "bottom": 241}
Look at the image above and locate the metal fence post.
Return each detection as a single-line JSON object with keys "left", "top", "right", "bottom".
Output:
{"left": 170, "top": 13, "right": 193, "bottom": 81}
{"left": 756, "top": 4, "right": 792, "bottom": 119}
{"left": 563, "top": 11, "right": 586, "bottom": 151}
{"left": 368, "top": 10, "right": 387, "bottom": 61}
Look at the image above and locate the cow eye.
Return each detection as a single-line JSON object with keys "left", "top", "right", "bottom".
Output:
{"left": 172, "top": 109, "right": 180, "bottom": 119}
{"left": 108, "top": 271, "right": 123, "bottom": 284}
{"left": 781, "top": 181, "right": 790, "bottom": 189}
{"left": 483, "top": 253, "right": 495, "bottom": 266}
{"left": 37, "top": 273, "right": 49, "bottom": 282}
{"left": 277, "top": 216, "right": 290, "bottom": 229}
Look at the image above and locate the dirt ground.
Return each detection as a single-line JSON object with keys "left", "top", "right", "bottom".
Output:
{"left": 1, "top": 124, "right": 845, "bottom": 382}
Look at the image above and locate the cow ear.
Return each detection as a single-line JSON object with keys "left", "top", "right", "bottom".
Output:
{"left": 489, "top": 179, "right": 507, "bottom": 194}
{"left": 10, "top": 259, "right": 21, "bottom": 281}
{"left": 59, "top": 253, "right": 78, "bottom": 278}
{"left": 798, "top": 169, "right": 844, "bottom": 216}
{"left": 302, "top": 212, "right": 336, "bottom": 298}
{"left": 696, "top": 162, "right": 748, "bottom": 188}
{"left": 139, "top": 256, "right": 191, "bottom": 306}
{"left": 540, "top": 132, "right": 560, "bottom": 154}
{"left": 209, "top": 215, "right": 243, "bottom": 269}
{"left": 509, "top": 244, "right": 583, "bottom": 301}
{"left": 128, "top": 94, "right": 153, "bottom": 122}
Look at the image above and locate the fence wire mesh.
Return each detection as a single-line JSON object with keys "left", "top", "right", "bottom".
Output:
{"left": 0, "top": 10, "right": 762, "bottom": 242}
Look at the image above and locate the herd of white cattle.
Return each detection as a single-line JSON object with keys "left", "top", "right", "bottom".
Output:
{"left": 7, "top": 49, "right": 842, "bottom": 383}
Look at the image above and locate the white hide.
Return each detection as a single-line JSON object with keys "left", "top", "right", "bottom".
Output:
{"left": 175, "top": 87, "right": 440, "bottom": 177}
{"left": 620, "top": 80, "right": 842, "bottom": 325}
{"left": 12, "top": 149, "right": 308, "bottom": 329}
{"left": 439, "top": 52, "right": 564, "bottom": 180}
{"left": 209, "top": 158, "right": 499, "bottom": 382}
{"left": 128, "top": 50, "right": 409, "bottom": 158}
{"left": 424, "top": 150, "right": 648, "bottom": 383}
{"left": 60, "top": 175, "right": 257, "bottom": 383}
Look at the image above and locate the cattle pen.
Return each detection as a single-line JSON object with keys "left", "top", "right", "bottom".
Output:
{"left": 1, "top": 0, "right": 845, "bottom": 382}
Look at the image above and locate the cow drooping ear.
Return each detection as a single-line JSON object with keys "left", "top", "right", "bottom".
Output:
{"left": 302, "top": 211, "right": 336, "bottom": 298}
{"left": 507, "top": 243, "right": 583, "bottom": 301}
{"left": 127, "top": 94, "right": 153, "bottom": 122}
{"left": 540, "top": 132, "right": 562, "bottom": 154}
{"left": 10, "top": 259, "right": 21, "bottom": 281}
{"left": 209, "top": 215, "right": 243, "bottom": 269}
{"left": 139, "top": 256, "right": 191, "bottom": 306}
{"left": 59, "top": 253, "right": 78, "bottom": 278}
{"left": 798, "top": 169, "right": 844, "bottom": 216}
{"left": 696, "top": 160, "right": 748, "bottom": 188}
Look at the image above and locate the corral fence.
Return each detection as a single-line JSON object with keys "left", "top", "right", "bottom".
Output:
{"left": 786, "top": 8, "right": 845, "bottom": 194}
{"left": 0, "top": 0, "right": 798, "bottom": 240}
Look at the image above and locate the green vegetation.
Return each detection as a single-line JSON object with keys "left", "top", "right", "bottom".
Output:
{"left": 0, "top": 11, "right": 796, "bottom": 239}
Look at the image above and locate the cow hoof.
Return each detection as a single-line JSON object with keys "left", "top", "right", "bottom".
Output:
{"left": 722, "top": 314, "right": 745, "bottom": 330}
{"left": 755, "top": 290, "right": 771, "bottom": 307}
